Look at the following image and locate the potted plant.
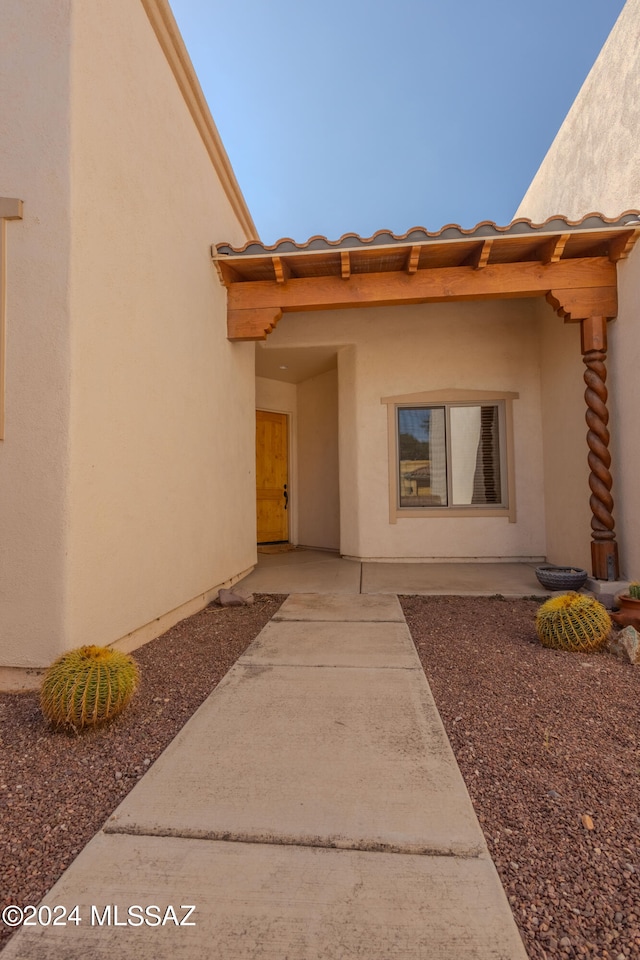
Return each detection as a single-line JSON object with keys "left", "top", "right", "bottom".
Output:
{"left": 612, "top": 582, "right": 640, "bottom": 630}
{"left": 617, "top": 581, "right": 640, "bottom": 613}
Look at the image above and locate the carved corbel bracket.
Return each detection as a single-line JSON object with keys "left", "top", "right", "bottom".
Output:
{"left": 227, "top": 306, "right": 283, "bottom": 341}
{"left": 546, "top": 286, "right": 617, "bottom": 322}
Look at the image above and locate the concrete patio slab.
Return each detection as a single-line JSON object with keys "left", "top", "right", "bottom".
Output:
{"left": 238, "top": 550, "right": 549, "bottom": 598}
{"left": 238, "top": 549, "right": 361, "bottom": 595}
{"left": 362, "top": 561, "right": 547, "bottom": 597}
{"left": 105, "top": 660, "right": 483, "bottom": 856}
{"left": 273, "top": 592, "right": 404, "bottom": 621}
{"left": 1, "top": 833, "right": 527, "bottom": 959}
{"left": 256, "top": 547, "right": 341, "bottom": 566}
{"left": 240, "top": 620, "right": 421, "bottom": 668}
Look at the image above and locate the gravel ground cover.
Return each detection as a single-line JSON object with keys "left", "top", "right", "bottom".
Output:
{"left": 0, "top": 595, "right": 284, "bottom": 951}
{"left": 401, "top": 595, "right": 640, "bottom": 960}
{"left": 1, "top": 593, "right": 638, "bottom": 958}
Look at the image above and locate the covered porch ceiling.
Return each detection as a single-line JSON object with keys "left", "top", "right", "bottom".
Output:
{"left": 255, "top": 344, "right": 337, "bottom": 384}
{"left": 213, "top": 212, "right": 640, "bottom": 341}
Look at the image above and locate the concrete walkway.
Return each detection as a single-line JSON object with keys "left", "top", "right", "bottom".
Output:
{"left": 4, "top": 594, "right": 527, "bottom": 959}
{"left": 240, "top": 547, "right": 548, "bottom": 598}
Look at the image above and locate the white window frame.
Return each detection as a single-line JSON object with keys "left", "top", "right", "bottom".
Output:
{"left": 381, "top": 388, "right": 518, "bottom": 524}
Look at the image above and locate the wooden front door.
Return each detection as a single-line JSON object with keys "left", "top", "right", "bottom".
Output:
{"left": 256, "top": 410, "right": 288, "bottom": 543}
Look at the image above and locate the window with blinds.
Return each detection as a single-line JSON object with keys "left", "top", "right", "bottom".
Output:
{"left": 398, "top": 402, "right": 504, "bottom": 510}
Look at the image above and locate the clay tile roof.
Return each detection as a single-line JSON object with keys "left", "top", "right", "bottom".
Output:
{"left": 216, "top": 212, "right": 640, "bottom": 257}
{"left": 212, "top": 212, "right": 640, "bottom": 287}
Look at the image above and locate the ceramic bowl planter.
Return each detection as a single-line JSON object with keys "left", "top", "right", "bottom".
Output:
{"left": 535, "top": 565, "right": 589, "bottom": 592}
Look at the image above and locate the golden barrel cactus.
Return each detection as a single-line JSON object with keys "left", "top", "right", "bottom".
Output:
{"left": 535, "top": 593, "right": 611, "bottom": 652}
{"left": 41, "top": 645, "right": 140, "bottom": 731}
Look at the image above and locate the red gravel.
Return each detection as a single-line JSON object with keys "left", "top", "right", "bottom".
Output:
{"left": 0, "top": 595, "right": 284, "bottom": 951}
{"left": 401, "top": 595, "right": 640, "bottom": 960}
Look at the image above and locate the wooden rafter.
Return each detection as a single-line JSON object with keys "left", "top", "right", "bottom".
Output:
{"left": 341, "top": 250, "right": 351, "bottom": 280}
{"left": 465, "top": 239, "right": 493, "bottom": 270}
{"left": 608, "top": 228, "right": 640, "bottom": 262}
{"left": 406, "top": 245, "right": 421, "bottom": 274}
{"left": 272, "top": 256, "right": 291, "bottom": 284}
{"left": 538, "top": 233, "right": 570, "bottom": 264}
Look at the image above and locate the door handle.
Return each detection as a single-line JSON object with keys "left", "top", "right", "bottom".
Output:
{"left": 283, "top": 484, "right": 288, "bottom": 510}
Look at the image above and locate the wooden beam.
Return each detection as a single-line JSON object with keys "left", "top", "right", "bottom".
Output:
{"left": 228, "top": 306, "right": 283, "bottom": 341}
{"left": 546, "top": 286, "right": 617, "bottom": 322}
{"left": 340, "top": 250, "right": 351, "bottom": 280}
{"left": 608, "top": 228, "right": 640, "bottom": 262}
{"left": 272, "top": 256, "right": 291, "bottom": 284}
{"left": 228, "top": 257, "right": 617, "bottom": 315}
{"left": 406, "top": 245, "right": 421, "bottom": 274}
{"left": 538, "top": 233, "right": 570, "bottom": 264}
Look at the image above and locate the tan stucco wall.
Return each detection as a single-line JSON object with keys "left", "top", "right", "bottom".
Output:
{"left": 536, "top": 302, "right": 592, "bottom": 570}
{"left": 296, "top": 369, "right": 340, "bottom": 550}
{"left": 0, "top": 0, "right": 73, "bottom": 667}
{"left": 610, "top": 247, "right": 640, "bottom": 577}
{"left": 264, "top": 301, "right": 547, "bottom": 561}
{"left": 515, "top": 0, "right": 640, "bottom": 222}
{"left": 256, "top": 377, "right": 297, "bottom": 416}
{"left": 517, "top": 0, "right": 640, "bottom": 577}
{"left": 1, "top": 0, "right": 256, "bottom": 670}
{"left": 65, "top": 0, "right": 256, "bottom": 651}
{"left": 337, "top": 346, "right": 361, "bottom": 556}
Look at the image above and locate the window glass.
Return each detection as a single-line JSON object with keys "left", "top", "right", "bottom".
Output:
{"left": 398, "top": 407, "right": 447, "bottom": 507}
{"left": 450, "top": 405, "right": 501, "bottom": 505}
{"left": 397, "top": 403, "right": 503, "bottom": 510}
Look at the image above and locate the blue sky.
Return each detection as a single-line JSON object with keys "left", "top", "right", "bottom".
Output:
{"left": 169, "top": 0, "right": 625, "bottom": 243}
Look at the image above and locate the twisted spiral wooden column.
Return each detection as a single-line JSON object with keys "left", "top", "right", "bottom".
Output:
{"left": 581, "top": 316, "right": 619, "bottom": 580}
